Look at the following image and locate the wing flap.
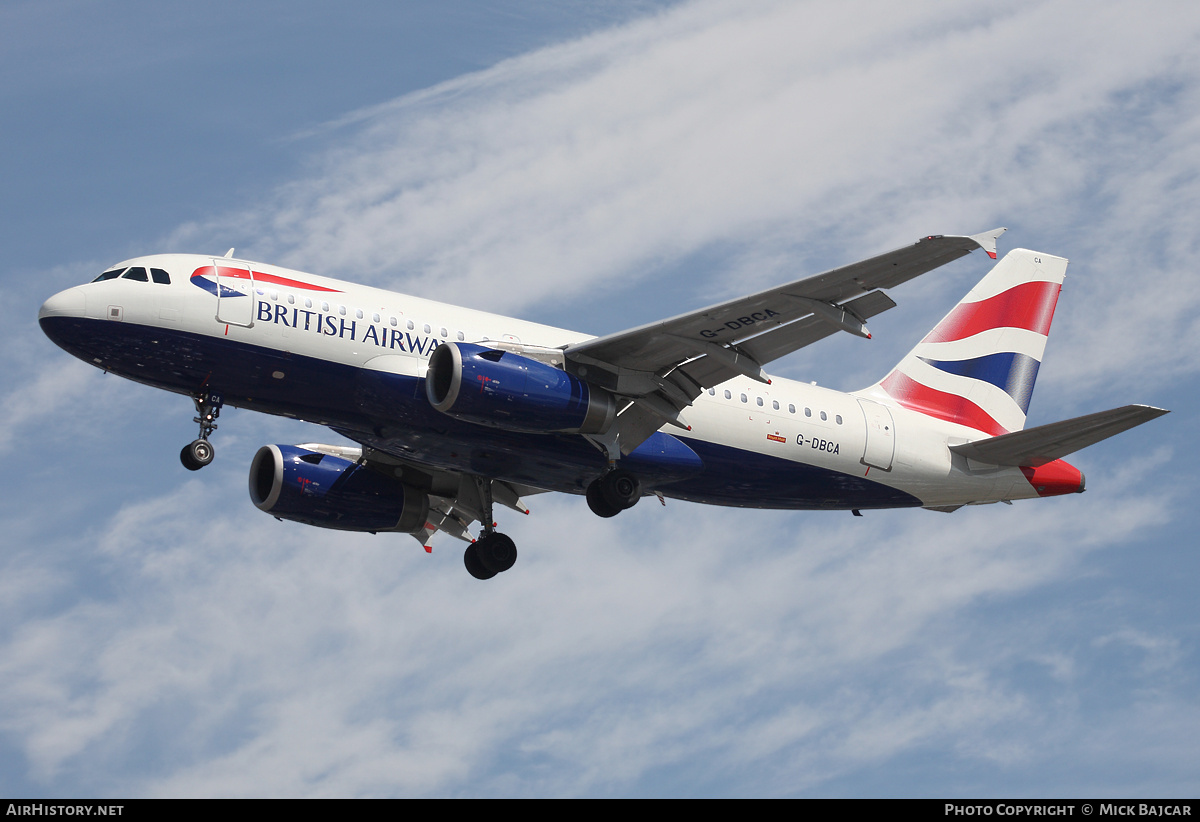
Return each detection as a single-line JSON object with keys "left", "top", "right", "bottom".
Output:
{"left": 736, "top": 289, "right": 897, "bottom": 366}
{"left": 949, "top": 405, "right": 1169, "bottom": 466}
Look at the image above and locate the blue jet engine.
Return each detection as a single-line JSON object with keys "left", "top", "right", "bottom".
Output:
{"left": 426, "top": 342, "right": 615, "bottom": 434}
{"left": 249, "top": 444, "right": 429, "bottom": 534}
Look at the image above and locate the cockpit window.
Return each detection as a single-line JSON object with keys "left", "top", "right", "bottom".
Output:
{"left": 92, "top": 268, "right": 126, "bottom": 282}
{"left": 150, "top": 268, "right": 171, "bottom": 284}
{"left": 122, "top": 267, "right": 149, "bottom": 282}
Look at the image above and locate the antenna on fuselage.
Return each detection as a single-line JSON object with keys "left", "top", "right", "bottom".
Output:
{"left": 224, "top": 248, "right": 235, "bottom": 258}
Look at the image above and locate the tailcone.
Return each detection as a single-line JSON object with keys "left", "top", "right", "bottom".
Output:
{"left": 1021, "top": 459, "right": 1085, "bottom": 497}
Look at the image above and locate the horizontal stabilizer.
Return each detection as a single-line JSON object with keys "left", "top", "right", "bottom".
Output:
{"left": 949, "top": 404, "right": 1169, "bottom": 466}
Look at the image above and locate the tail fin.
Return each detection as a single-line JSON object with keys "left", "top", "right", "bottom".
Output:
{"left": 868, "top": 249, "right": 1067, "bottom": 435}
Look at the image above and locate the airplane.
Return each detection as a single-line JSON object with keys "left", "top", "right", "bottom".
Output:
{"left": 38, "top": 228, "right": 1167, "bottom": 579}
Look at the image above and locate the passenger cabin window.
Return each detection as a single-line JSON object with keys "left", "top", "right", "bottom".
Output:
{"left": 93, "top": 268, "right": 126, "bottom": 282}
{"left": 772, "top": 400, "right": 779, "bottom": 410}
{"left": 457, "top": 331, "right": 465, "bottom": 341}
{"left": 724, "top": 390, "right": 732, "bottom": 399}
{"left": 756, "top": 397, "right": 763, "bottom": 407}
{"left": 122, "top": 267, "right": 148, "bottom": 282}
{"left": 788, "top": 404, "right": 796, "bottom": 414}
{"left": 150, "top": 268, "right": 171, "bottom": 284}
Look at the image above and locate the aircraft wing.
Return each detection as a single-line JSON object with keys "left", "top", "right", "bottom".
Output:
{"left": 563, "top": 228, "right": 1006, "bottom": 454}
{"left": 949, "top": 405, "right": 1169, "bottom": 467}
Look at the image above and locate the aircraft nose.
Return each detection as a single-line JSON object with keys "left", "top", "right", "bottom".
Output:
{"left": 39, "top": 287, "right": 86, "bottom": 320}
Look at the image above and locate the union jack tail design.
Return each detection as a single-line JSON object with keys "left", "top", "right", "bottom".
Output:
{"left": 868, "top": 249, "right": 1067, "bottom": 435}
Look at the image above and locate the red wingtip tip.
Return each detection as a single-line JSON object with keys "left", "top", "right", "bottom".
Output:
{"left": 987, "top": 251, "right": 998, "bottom": 259}
{"left": 766, "top": 379, "right": 773, "bottom": 385}
{"left": 866, "top": 333, "right": 872, "bottom": 339}
{"left": 424, "top": 544, "right": 433, "bottom": 553}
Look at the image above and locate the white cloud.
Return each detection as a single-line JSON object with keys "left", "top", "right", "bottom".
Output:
{"left": 1, "top": 442, "right": 1182, "bottom": 795}
{"left": 171, "top": 7, "right": 1189, "bottom": 299}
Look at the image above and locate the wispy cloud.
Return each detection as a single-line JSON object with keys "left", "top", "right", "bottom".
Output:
{"left": 167, "top": 1, "right": 1200, "bottom": 395}
{"left": 0, "top": 443, "right": 1182, "bottom": 795}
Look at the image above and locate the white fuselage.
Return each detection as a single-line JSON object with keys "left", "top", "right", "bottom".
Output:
{"left": 39, "top": 252, "right": 1047, "bottom": 511}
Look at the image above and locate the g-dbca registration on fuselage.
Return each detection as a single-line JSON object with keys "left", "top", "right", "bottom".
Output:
{"left": 39, "top": 228, "right": 1167, "bottom": 579}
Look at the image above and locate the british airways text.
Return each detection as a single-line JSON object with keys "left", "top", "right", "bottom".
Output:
{"left": 255, "top": 301, "right": 442, "bottom": 356}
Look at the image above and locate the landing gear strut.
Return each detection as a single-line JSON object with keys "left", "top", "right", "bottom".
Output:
{"left": 586, "top": 468, "right": 641, "bottom": 518}
{"left": 180, "top": 392, "right": 222, "bottom": 471}
{"left": 463, "top": 476, "right": 518, "bottom": 580}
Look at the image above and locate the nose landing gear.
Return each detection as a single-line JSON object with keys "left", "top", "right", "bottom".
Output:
{"left": 181, "top": 438, "right": 214, "bottom": 471}
{"left": 180, "top": 392, "right": 222, "bottom": 471}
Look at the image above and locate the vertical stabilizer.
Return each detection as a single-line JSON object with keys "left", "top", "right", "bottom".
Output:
{"left": 867, "top": 249, "right": 1067, "bottom": 435}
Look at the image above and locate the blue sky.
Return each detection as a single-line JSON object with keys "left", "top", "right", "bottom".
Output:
{"left": 2, "top": 0, "right": 1198, "bottom": 797}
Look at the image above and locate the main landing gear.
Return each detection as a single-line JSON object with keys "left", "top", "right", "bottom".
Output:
{"left": 180, "top": 392, "right": 222, "bottom": 471}
{"left": 585, "top": 468, "right": 641, "bottom": 518}
{"left": 463, "top": 477, "right": 518, "bottom": 580}
{"left": 464, "top": 532, "right": 517, "bottom": 580}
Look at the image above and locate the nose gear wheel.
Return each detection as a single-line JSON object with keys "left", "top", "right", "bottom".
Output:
{"left": 179, "top": 392, "right": 222, "bottom": 470}
{"left": 181, "top": 438, "right": 215, "bottom": 471}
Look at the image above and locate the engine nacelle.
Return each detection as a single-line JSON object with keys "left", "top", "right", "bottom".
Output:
{"left": 426, "top": 342, "right": 615, "bottom": 434}
{"left": 249, "top": 444, "right": 429, "bottom": 534}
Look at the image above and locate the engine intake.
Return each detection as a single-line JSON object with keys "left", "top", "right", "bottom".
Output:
{"left": 249, "top": 444, "right": 429, "bottom": 534}
{"left": 426, "top": 342, "right": 615, "bottom": 434}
